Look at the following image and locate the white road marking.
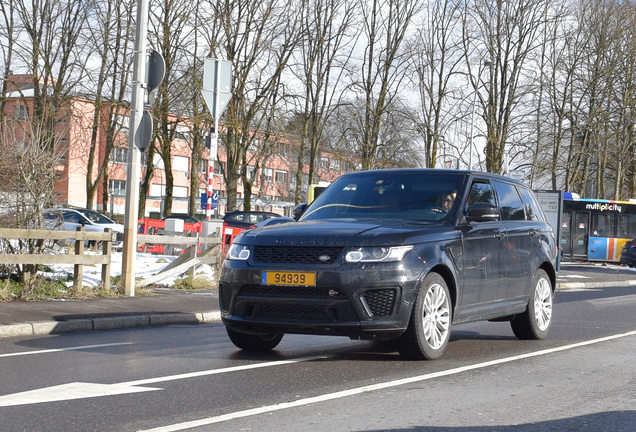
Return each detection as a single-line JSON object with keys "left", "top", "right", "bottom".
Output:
{"left": 0, "top": 342, "right": 133, "bottom": 358}
{"left": 0, "top": 356, "right": 326, "bottom": 407}
{"left": 124, "top": 355, "right": 327, "bottom": 386}
{"left": 138, "top": 330, "right": 636, "bottom": 432}
{"left": 0, "top": 383, "right": 162, "bottom": 407}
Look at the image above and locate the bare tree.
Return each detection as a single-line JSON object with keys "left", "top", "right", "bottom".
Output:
{"left": 0, "top": 118, "right": 65, "bottom": 286}
{"left": 143, "top": 0, "right": 199, "bottom": 217}
{"left": 409, "top": 0, "right": 464, "bottom": 168}
{"left": 83, "top": 0, "right": 135, "bottom": 211}
{"left": 291, "top": 0, "right": 356, "bottom": 202}
{"left": 12, "top": 0, "right": 92, "bottom": 148}
{"left": 355, "top": 0, "right": 420, "bottom": 170}
{"left": 0, "top": 0, "right": 19, "bottom": 121}
{"left": 463, "top": 0, "right": 551, "bottom": 174}
{"left": 207, "top": 0, "right": 304, "bottom": 212}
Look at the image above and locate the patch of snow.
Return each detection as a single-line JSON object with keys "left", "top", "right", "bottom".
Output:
{"left": 43, "top": 251, "right": 215, "bottom": 288}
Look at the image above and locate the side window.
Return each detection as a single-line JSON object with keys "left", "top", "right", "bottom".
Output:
{"left": 492, "top": 181, "right": 525, "bottom": 221}
{"left": 63, "top": 212, "right": 82, "bottom": 223}
{"left": 517, "top": 187, "right": 546, "bottom": 222}
{"left": 591, "top": 213, "right": 614, "bottom": 237}
{"left": 467, "top": 181, "right": 495, "bottom": 207}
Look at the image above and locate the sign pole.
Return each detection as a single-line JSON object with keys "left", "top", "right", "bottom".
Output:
{"left": 202, "top": 58, "right": 232, "bottom": 220}
{"left": 121, "top": 0, "right": 150, "bottom": 296}
{"left": 206, "top": 61, "right": 220, "bottom": 220}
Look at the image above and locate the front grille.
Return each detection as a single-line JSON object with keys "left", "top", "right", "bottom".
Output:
{"left": 240, "top": 285, "right": 346, "bottom": 298}
{"left": 254, "top": 304, "right": 330, "bottom": 321}
{"left": 219, "top": 283, "right": 232, "bottom": 312}
{"left": 361, "top": 289, "right": 397, "bottom": 317}
{"left": 253, "top": 246, "right": 343, "bottom": 264}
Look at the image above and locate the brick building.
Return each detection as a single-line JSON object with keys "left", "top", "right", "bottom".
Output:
{"left": 2, "top": 74, "right": 355, "bottom": 218}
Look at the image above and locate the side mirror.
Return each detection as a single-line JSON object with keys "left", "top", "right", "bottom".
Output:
{"left": 466, "top": 202, "right": 500, "bottom": 222}
{"left": 293, "top": 203, "right": 308, "bottom": 220}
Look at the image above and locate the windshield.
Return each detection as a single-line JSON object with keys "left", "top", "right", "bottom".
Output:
{"left": 77, "top": 210, "right": 115, "bottom": 224}
{"left": 301, "top": 171, "right": 467, "bottom": 224}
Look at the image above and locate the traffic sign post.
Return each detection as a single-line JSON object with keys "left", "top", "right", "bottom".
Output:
{"left": 122, "top": 42, "right": 165, "bottom": 296}
{"left": 202, "top": 58, "right": 232, "bottom": 220}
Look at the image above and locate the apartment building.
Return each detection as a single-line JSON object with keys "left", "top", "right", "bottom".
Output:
{"left": 2, "top": 74, "right": 355, "bottom": 218}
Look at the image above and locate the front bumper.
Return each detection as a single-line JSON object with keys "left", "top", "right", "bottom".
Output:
{"left": 218, "top": 260, "right": 421, "bottom": 340}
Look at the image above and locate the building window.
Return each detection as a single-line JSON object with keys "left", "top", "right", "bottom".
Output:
{"left": 264, "top": 168, "right": 273, "bottom": 182}
{"left": 330, "top": 159, "right": 340, "bottom": 170}
{"left": 110, "top": 147, "right": 128, "bottom": 164}
{"left": 275, "top": 170, "right": 287, "bottom": 185}
{"left": 174, "top": 125, "right": 190, "bottom": 143}
{"left": 174, "top": 186, "right": 188, "bottom": 198}
{"left": 14, "top": 105, "right": 28, "bottom": 120}
{"left": 152, "top": 154, "right": 164, "bottom": 169}
{"left": 109, "top": 180, "right": 126, "bottom": 196}
{"left": 276, "top": 142, "right": 288, "bottom": 158}
{"left": 248, "top": 138, "right": 260, "bottom": 153}
{"left": 247, "top": 166, "right": 255, "bottom": 181}
{"left": 214, "top": 160, "right": 224, "bottom": 176}
{"left": 117, "top": 114, "right": 130, "bottom": 132}
{"left": 320, "top": 156, "right": 329, "bottom": 169}
{"left": 173, "top": 155, "right": 189, "bottom": 172}
{"left": 199, "top": 159, "right": 208, "bottom": 173}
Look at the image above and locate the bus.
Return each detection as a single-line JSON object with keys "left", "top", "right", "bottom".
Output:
{"left": 562, "top": 193, "right": 636, "bottom": 262}
{"left": 307, "top": 182, "right": 331, "bottom": 203}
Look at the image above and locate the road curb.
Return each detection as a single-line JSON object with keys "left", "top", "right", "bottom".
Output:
{"left": 0, "top": 311, "right": 223, "bottom": 339}
{"left": 557, "top": 279, "right": 636, "bottom": 291}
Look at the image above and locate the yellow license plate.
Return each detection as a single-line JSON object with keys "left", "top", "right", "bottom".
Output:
{"left": 261, "top": 271, "right": 316, "bottom": 286}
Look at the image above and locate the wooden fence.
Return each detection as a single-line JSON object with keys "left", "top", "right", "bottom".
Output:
{"left": 0, "top": 227, "right": 221, "bottom": 291}
{"left": 0, "top": 227, "right": 115, "bottom": 290}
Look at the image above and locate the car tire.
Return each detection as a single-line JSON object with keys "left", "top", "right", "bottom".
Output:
{"left": 510, "top": 268, "right": 553, "bottom": 340}
{"left": 226, "top": 328, "right": 284, "bottom": 351}
{"left": 397, "top": 273, "right": 452, "bottom": 360}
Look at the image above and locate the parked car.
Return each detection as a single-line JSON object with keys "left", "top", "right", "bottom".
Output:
{"left": 219, "top": 169, "right": 558, "bottom": 360}
{"left": 620, "top": 239, "right": 636, "bottom": 267}
{"left": 254, "top": 216, "right": 294, "bottom": 228}
{"left": 222, "top": 210, "right": 280, "bottom": 245}
{"left": 162, "top": 214, "right": 201, "bottom": 224}
{"left": 43, "top": 208, "right": 124, "bottom": 248}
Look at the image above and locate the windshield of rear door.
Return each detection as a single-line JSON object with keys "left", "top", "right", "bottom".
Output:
{"left": 300, "top": 171, "right": 467, "bottom": 223}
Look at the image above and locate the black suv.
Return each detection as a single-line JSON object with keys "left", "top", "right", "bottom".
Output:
{"left": 620, "top": 239, "right": 636, "bottom": 267}
{"left": 219, "top": 169, "right": 557, "bottom": 360}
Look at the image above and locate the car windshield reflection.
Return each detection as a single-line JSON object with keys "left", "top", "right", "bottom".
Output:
{"left": 300, "top": 171, "right": 466, "bottom": 223}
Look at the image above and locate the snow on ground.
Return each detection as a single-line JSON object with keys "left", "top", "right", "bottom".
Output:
{"left": 44, "top": 251, "right": 216, "bottom": 288}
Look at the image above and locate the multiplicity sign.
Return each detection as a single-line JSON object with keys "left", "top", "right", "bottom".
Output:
{"left": 201, "top": 58, "right": 232, "bottom": 219}
{"left": 535, "top": 190, "right": 563, "bottom": 271}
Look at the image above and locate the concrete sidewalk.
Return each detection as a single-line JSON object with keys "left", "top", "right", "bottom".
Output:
{"left": 0, "top": 263, "right": 634, "bottom": 339}
{"left": 0, "top": 288, "right": 222, "bottom": 338}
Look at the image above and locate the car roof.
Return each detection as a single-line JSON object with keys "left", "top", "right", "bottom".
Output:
{"left": 340, "top": 168, "right": 525, "bottom": 186}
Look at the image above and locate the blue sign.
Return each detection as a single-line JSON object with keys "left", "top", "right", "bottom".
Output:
{"left": 202, "top": 191, "right": 219, "bottom": 210}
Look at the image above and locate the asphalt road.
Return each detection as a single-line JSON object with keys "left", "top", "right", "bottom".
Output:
{"left": 1, "top": 284, "right": 635, "bottom": 432}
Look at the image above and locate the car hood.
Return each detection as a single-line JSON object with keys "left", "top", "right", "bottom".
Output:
{"left": 236, "top": 219, "right": 456, "bottom": 247}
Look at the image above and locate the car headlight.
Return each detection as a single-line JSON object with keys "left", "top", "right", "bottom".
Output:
{"left": 227, "top": 244, "right": 250, "bottom": 261}
{"left": 345, "top": 245, "right": 413, "bottom": 263}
